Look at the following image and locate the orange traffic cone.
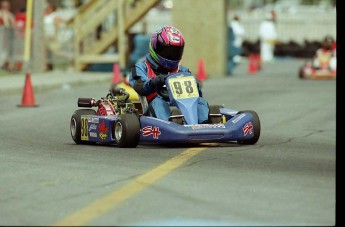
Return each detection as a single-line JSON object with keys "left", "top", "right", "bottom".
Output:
{"left": 248, "top": 54, "right": 257, "bottom": 74}
{"left": 112, "top": 63, "right": 123, "bottom": 85}
{"left": 18, "top": 72, "right": 38, "bottom": 107}
{"left": 196, "top": 58, "right": 207, "bottom": 82}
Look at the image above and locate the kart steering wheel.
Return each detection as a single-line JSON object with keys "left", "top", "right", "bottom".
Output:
{"left": 157, "top": 84, "right": 170, "bottom": 101}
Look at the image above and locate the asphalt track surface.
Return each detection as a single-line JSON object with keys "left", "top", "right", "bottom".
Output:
{"left": 0, "top": 59, "right": 336, "bottom": 226}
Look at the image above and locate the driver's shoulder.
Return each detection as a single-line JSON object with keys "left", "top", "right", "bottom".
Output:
{"left": 129, "top": 62, "right": 149, "bottom": 82}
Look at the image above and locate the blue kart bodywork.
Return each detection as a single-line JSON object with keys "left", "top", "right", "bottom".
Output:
{"left": 140, "top": 110, "right": 256, "bottom": 143}
{"left": 80, "top": 109, "right": 255, "bottom": 144}
{"left": 71, "top": 72, "right": 260, "bottom": 147}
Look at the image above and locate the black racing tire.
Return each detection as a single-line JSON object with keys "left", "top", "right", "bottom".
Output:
{"left": 114, "top": 114, "right": 140, "bottom": 148}
{"left": 208, "top": 105, "right": 223, "bottom": 124}
{"left": 237, "top": 110, "right": 261, "bottom": 145}
{"left": 70, "top": 109, "right": 97, "bottom": 144}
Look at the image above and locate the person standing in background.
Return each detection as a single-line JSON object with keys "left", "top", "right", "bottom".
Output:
{"left": 270, "top": 10, "right": 277, "bottom": 24}
{"left": 0, "top": 0, "right": 15, "bottom": 27}
{"left": 227, "top": 15, "right": 245, "bottom": 76}
{"left": 44, "top": 2, "right": 63, "bottom": 71}
{"left": 15, "top": 7, "right": 27, "bottom": 36}
{"left": 259, "top": 12, "right": 277, "bottom": 63}
{"left": 0, "top": 0, "right": 16, "bottom": 71}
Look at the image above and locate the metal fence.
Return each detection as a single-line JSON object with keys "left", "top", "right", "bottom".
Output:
{"left": 231, "top": 10, "right": 337, "bottom": 43}
{"left": 0, "top": 24, "right": 74, "bottom": 72}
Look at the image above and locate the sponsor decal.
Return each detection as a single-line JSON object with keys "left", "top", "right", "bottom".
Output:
{"left": 91, "top": 117, "right": 99, "bottom": 123}
{"left": 185, "top": 124, "right": 225, "bottom": 130}
{"left": 98, "top": 120, "right": 109, "bottom": 140}
{"left": 81, "top": 117, "right": 89, "bottom": 140}
{"left": 243, "top": 122, "right": 253, "bottom": 136}
{"left": 89, "top": 124, "right": 97, "bottom": 131}
{"left": 232, "top": 113, "right": 246, "bottom": 124}
{"left": 142, "top": 126, "right": 161, "bottom": 139}
{"left": 89, "top": 132, "right": 97, "bottom": 138}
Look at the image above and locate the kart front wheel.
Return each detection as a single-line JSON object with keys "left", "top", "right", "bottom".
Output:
{"left": 114, "top": 114, "right": 140, "bottom": 148}
{"left": 237, "top": 110, "right": 260, "bottom": 145}
{"left": 70, "top": 109, "right": 97, "bottom": 144}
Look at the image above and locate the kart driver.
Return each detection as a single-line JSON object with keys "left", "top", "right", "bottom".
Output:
{"left": 313, "top": 35, "right": 336, "bottom": 71}
{"left": 129, "top": 25, "right": 209, "bottom": 123}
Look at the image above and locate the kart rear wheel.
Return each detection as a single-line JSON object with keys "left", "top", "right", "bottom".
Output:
{"left": 70, "top": 109, "right": 97, "bottom": 144}
{"left": 114, "top": 114, "right": 140, "bottom": 148}
{"left": 237, "top": 110, "right": 260, "bottom": 145}
{"left": 208, "top": 105, "right": 222, "bottom": 124}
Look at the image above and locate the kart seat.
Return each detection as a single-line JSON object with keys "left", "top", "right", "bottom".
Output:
{"left": 138, "top": 95, "right": 184, "bottom": 125}
{"left": 139, "top": 95, "right": 149, "bottom": 115}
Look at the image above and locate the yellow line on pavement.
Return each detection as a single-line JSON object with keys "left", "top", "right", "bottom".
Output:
{"left": 53, "top": 147, "right": 207, "bottom": 226}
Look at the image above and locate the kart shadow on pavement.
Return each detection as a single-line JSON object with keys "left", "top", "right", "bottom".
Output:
{"left": 137, "top": 141, "right": 246, "bottom": 149}
{"left": 68, "top": 141, "right": 246, "bottom": 149}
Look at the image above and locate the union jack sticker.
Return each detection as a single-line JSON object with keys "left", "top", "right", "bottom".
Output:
{"left": 243, "top": 122, "right": 253, "bottom": 136}
{"left": 142, "top": 126, "right": 161, "bottom": 139}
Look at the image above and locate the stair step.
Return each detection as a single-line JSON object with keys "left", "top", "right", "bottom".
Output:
{"left": 71, "top": 0, "right": 159, "bottom": 70}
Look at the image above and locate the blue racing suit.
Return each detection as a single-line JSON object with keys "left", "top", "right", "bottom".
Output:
{"left": 129, "top": 54, "right": 209, "bottom": 123}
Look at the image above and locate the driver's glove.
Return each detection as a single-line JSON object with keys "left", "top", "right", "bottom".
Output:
{"left": 148, "top": 75, "right": 165, "bottom": 91}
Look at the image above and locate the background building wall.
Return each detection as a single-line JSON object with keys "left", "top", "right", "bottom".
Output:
{"left": 172, "top": 0, "right": 227, "bottom": 77}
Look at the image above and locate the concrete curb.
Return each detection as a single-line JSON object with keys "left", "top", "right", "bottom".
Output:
{"left": 0, "top": 73, "right": 113, "bottom": 96}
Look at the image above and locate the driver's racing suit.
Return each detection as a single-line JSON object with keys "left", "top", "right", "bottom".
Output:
{"left": 129, "top": 54, "right": 209, "bottom": 123}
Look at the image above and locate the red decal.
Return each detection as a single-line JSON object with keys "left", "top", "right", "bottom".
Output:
{"left": 98, "top": 120, "right": 109, "bottom": 140}
{"left": 99, "top": 120, "right": 109, "bottom": 133}
{"left": 142, "top": 126, "right": 161, "bottom": 139}
{"left": 243, "top": 122, "right": 253, "bottom": 136}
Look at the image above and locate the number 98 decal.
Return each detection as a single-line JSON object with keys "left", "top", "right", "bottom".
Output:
{"left": 168, "top": 76, "right": 199, "bottom": 99}
{"left": 81, "top": 117, "right": 89, "bottom": 141}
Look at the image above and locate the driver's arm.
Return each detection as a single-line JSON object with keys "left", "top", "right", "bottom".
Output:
{"left": 129, "top": 63, "right": 157, "bottom": 96}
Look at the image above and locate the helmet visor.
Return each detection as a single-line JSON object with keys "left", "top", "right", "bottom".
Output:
{"left": 155, "top": 44, "right": 184, "bottom": 61}
{"left": 156, "top": 55, "right": 180, "bottom": 70}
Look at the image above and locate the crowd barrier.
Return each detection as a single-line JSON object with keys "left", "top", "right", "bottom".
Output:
{"left": 0, "top": 25, "right": 74, "bottom": 72}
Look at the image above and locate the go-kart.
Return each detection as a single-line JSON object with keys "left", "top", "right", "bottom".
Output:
{"left": 70, "top": 72, "right": 261, "bottom": 147}
{"left": 299, "top": 54, "right": 336, "bottom": 79}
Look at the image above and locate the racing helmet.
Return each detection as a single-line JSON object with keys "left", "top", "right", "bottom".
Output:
{"left": 149, "top": 25, "right": 185, "bottom": 70}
